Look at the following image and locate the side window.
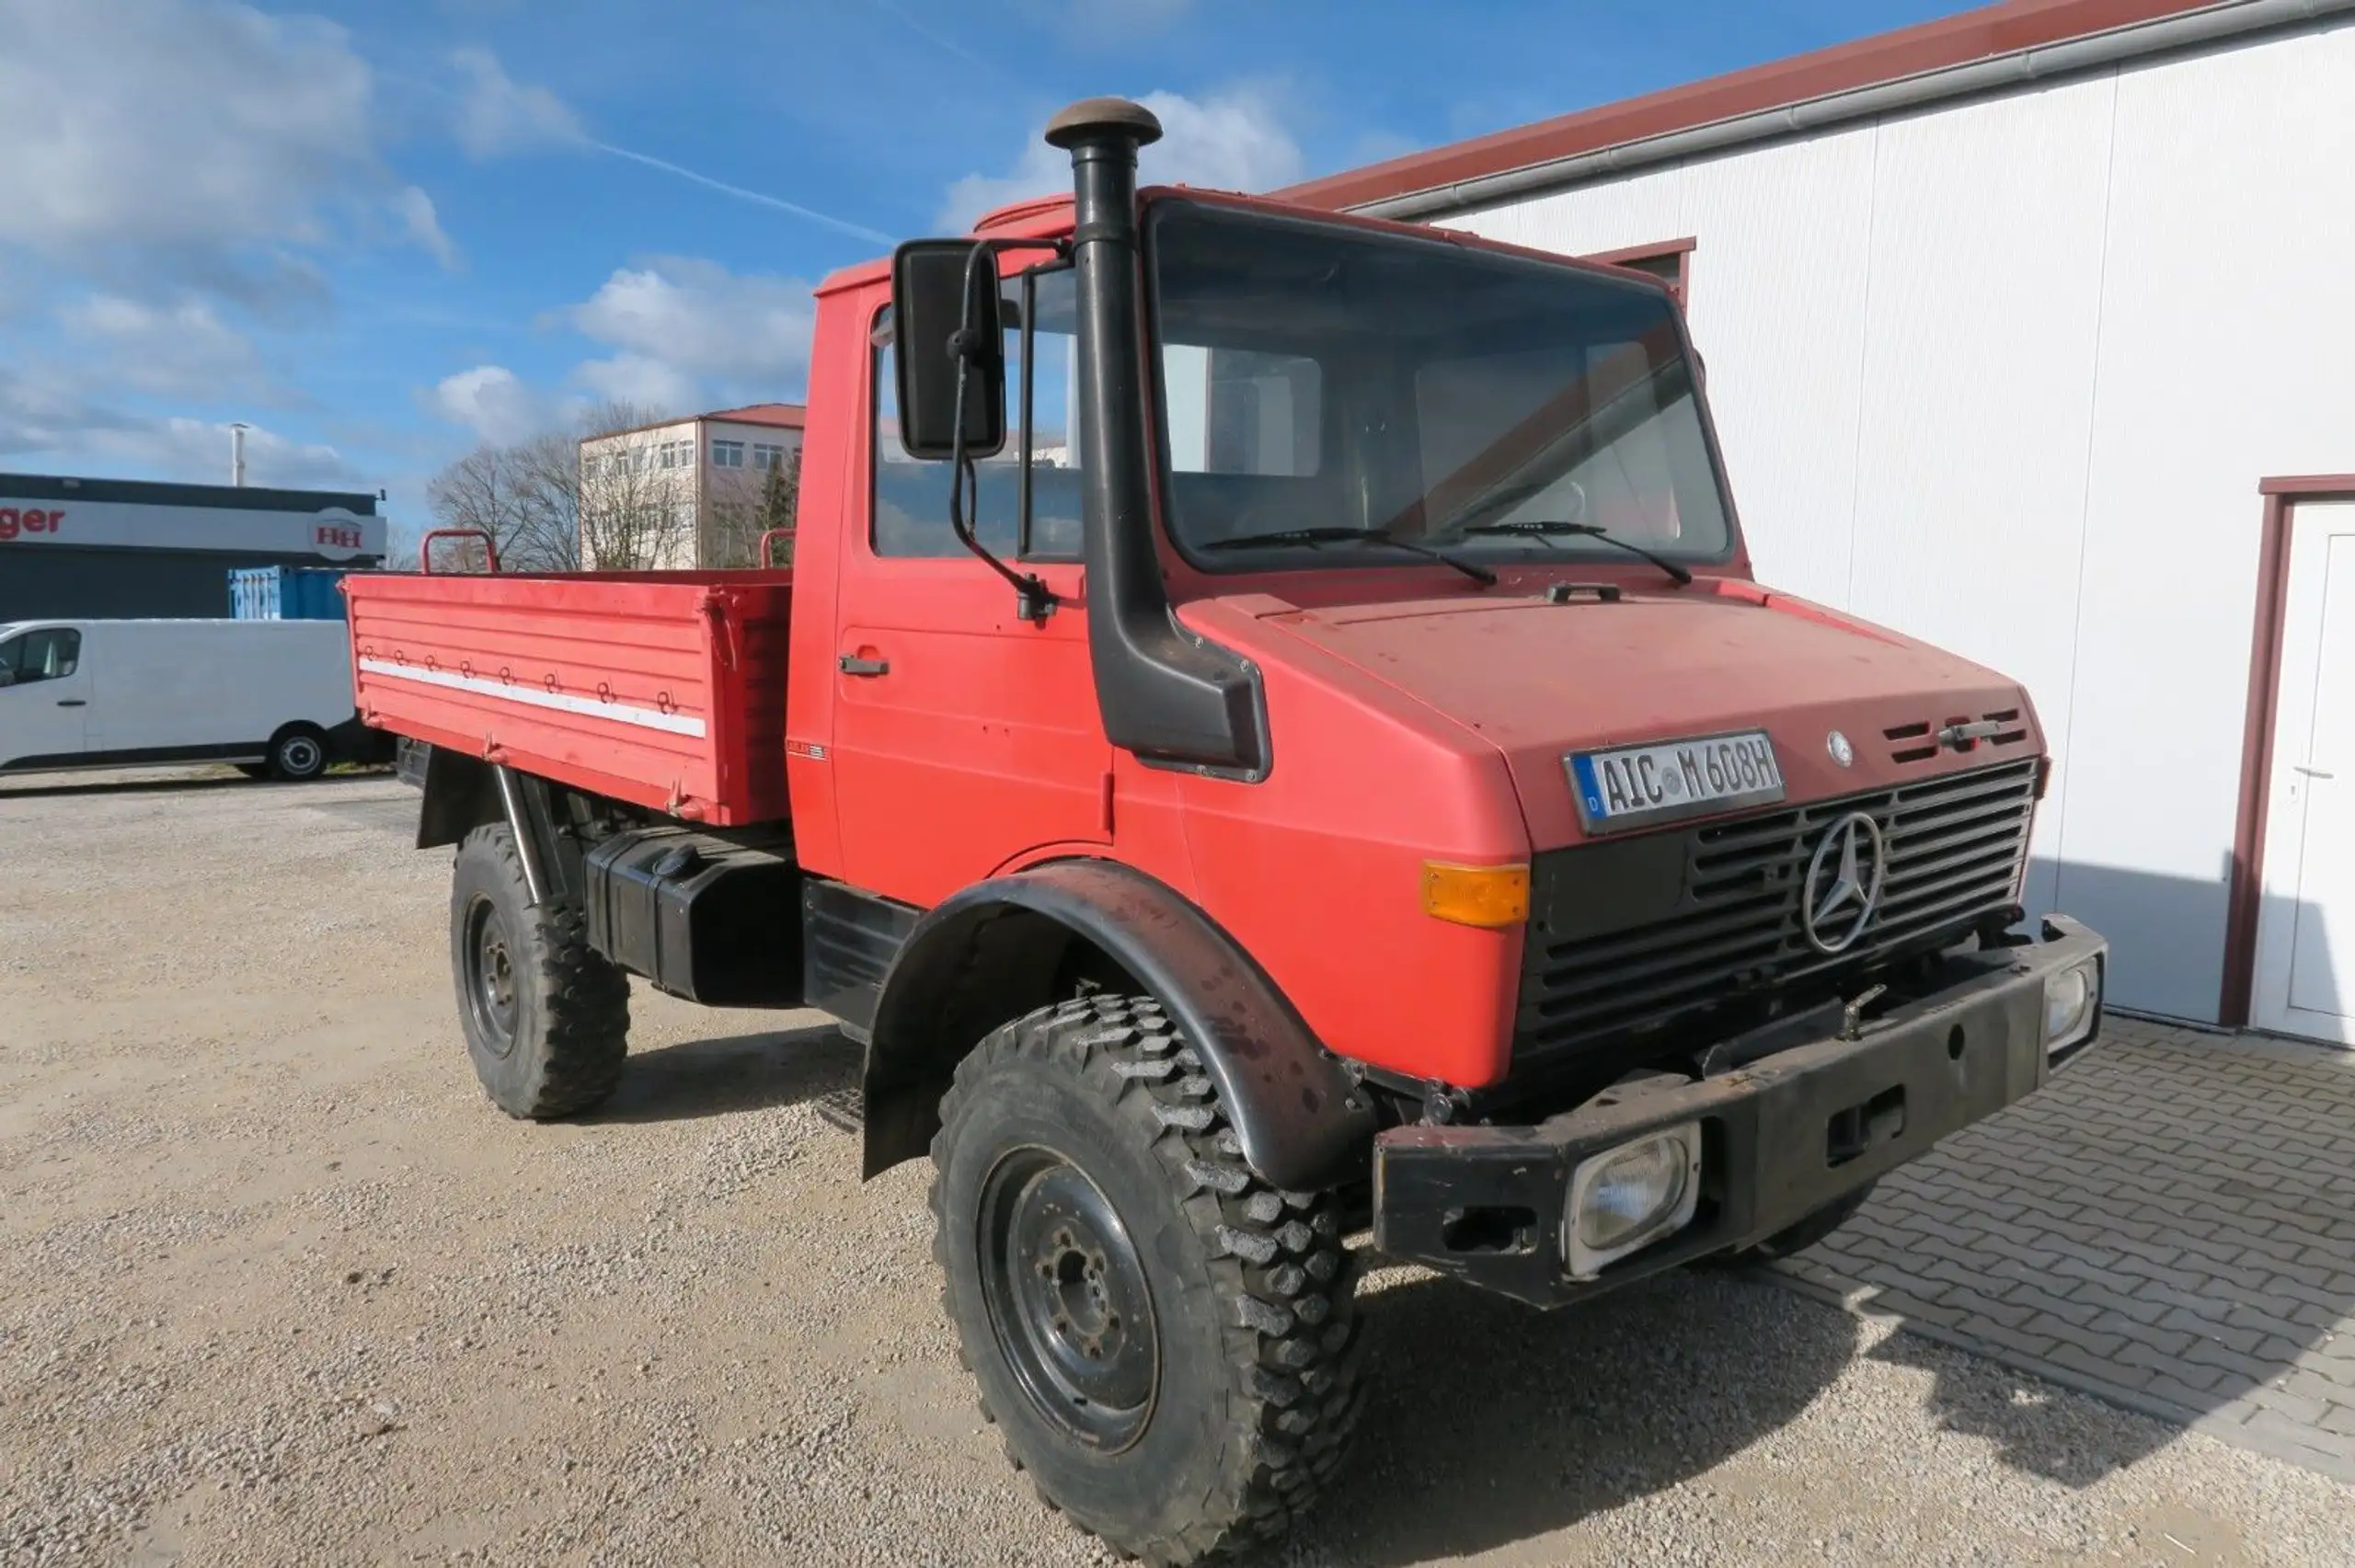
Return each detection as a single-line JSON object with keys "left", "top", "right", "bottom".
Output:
{"left": 872, "top": 266, "right": 1086, "bottom": 561}
{"left": 0, "top": 628, "right": 80, "bottom": 687}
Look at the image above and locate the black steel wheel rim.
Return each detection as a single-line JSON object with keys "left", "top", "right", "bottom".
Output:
{"left": 462, "top": 894, "right": 519, "bottom": 1058}
{"left": 977, "top": 1146, "right": 1158, "bottom": 1451}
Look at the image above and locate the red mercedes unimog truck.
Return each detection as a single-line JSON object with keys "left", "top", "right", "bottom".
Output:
{"left": 347, "top": 98, "right": 2107, "bottom": 1563}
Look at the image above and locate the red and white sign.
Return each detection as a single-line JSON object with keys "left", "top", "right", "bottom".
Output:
{"left": 0, "top": 497, "right": 385, "bottom": 561}
{"left": 0, "top": 507, "right": 64, "bottom": 542}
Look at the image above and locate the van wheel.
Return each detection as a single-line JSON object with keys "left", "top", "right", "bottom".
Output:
{"left": 266, "top": 724, "right": 329, "bottom": 782}
{"left": 449, "top": 824, "right": 630, "bottom": 1118}
{"left": 930, "top": 995, "right": 1363, "bottom": 1566}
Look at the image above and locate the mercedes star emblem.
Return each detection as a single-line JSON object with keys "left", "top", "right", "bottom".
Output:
{"left": 1827, "top": 729, "right": 1855, "bottom": 768}
{"left": 1801, "top": 810, "right": 1886, "bottom": 955}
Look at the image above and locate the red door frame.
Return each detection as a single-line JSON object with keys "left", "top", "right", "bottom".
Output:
{"left": 2218, "top": 474, "right": 2355, "bottom": 1026}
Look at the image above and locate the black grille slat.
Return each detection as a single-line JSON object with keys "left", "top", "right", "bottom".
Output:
{"left": 1536, "top": 891, "right": 1786, "bottom": 967}
{"left": 1517, "top": 760, "right": 2038, "bottom": 1066}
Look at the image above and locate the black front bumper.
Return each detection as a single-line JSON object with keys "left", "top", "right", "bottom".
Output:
{"left": 1373, "top": 917, "right": 2107, "bottom": 1307}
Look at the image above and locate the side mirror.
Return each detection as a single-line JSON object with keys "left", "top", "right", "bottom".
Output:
{"left": 890, "top": 240, "right": 1005, "bottom": 461}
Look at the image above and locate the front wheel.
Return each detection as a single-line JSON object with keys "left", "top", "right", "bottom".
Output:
{"left": 449, "top": 825, "right": 630, "bottom": 1118}
{"left": 931, "top": 996, "right": 1363, "bottom": 1566}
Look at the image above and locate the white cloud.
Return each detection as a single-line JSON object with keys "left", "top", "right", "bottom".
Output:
{"left": 0, "top": 0, "right": 446, "bottom": 289}
{"left": 451, "top": 46, "right": 583, "bottom": 158}
{"left": 419, "top": 258, "right": 813, "bottom": 447}
{"left": 938, "top": 85, "right": 1306, "bottom": 231}
{"left": 572, "top": 353, "right": 700, "bottom": 415}
{"left": 60, "top": 294, "right": 267, "bottom": 398}
{"left": 394, "top": 187, "right": 460, "bottom": 269}
{"left": 121, "top": 417, "right": 363, "bottom": 489}
{"left": 425, "top": 365, "right": 551, "bottom": 446}
{"left": 0, "top": 365, "right": 358, "bottom": 486}
{"left": 562, "top": 258, "right": 816, "bottom": 407}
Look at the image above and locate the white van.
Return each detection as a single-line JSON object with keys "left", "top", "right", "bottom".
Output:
{"left": 0, "top": 619, "right": 385, "bottom": 782}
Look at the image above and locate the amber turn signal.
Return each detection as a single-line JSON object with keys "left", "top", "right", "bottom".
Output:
{"left": 1420, "top": 861, "right": 1530, "bottom": 928}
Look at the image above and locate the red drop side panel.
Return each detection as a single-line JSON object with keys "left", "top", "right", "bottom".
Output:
{"left": 342, "top": 569, "right": 794, "bottom": 826}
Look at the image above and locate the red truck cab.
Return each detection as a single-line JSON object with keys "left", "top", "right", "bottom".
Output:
{"left": 349, "top": 97, "right": 2105, "bottom": 1566}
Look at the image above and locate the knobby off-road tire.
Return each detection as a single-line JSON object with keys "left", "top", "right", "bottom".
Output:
{"left": 449, "top": 824, "right": 630, "bottom": 1118}
{"left": 930, "top": 995, "right": 1364, "bottom": 1566}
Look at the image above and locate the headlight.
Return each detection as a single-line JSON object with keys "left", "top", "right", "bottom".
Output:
{"left": 1563, "top": 1124, "right": 1703, "bottom": 1279}
{"left": 2042, "top": 960, "right": 2099, "bottom": 1051}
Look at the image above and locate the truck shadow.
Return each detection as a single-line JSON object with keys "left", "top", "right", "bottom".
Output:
{"left": 1292, "top": 1268, "right": 1855, "bottom": 1565}
{"left": 586, "top": 1023, "right": 860, "bottom": 1126}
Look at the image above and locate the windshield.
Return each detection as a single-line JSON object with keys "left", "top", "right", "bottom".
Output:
{"left": 1144, "top": 200, "right": 1733, "bottom": 572}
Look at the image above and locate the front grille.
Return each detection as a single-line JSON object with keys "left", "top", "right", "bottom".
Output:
{"left": 1516, "top": 759, "right": 2038, "bottom": 1063}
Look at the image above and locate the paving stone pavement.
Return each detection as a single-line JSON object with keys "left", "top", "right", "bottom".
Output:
{"left": 1769, "top": 1015, "right": 2355, "bottom": 1482}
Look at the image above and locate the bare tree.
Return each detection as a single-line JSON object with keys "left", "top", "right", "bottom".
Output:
{"left": 707, "top": 447, "right": 800, "bottom": 568}
{"left": 426, "top": 401, "right": 684, "bottom": 572}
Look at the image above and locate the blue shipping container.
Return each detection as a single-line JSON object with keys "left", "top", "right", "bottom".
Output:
{"left": 228, "top": 566, "right": 349, "bottom": 621}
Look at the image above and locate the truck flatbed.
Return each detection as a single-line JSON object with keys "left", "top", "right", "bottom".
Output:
{"left": 345, "top": 567, "right": 792, "bottom": 825}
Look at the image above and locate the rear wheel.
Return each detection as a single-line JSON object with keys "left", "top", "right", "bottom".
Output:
{"left": 265, "top": 724, "right": 328, "bottom": 782}
{"left": 931, "top": 995, "right": 1363, "bottom": 1566}
{"left": 449, "top": 824, "right": 629, "bottom": 1118}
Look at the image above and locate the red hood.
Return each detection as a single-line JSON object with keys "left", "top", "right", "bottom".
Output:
{"left": 1246, "top": 585, "right": 2039, "bottom": 850}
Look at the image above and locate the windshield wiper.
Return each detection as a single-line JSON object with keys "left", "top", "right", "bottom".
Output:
{"left": 1200, "top": 526, "right": 1497, "bottom": 586}
{"left": 1449, "top": 520, "right": 1693, "bottom": 587}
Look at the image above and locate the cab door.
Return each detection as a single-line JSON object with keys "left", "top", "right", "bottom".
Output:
{"left": 0, "top": 624, "right": 90, "bottom": 768}
{"left": 826, "top": 273, "right": 1109, "bottom": 906}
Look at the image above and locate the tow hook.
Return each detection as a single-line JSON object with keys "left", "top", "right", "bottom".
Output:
{"left": 1839, "top": 984, "right": 1889, "bottom": 1042}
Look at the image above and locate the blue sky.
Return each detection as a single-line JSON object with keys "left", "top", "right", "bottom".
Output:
{"left": 0, "top": 0, "right": 1965, "bottom": 547}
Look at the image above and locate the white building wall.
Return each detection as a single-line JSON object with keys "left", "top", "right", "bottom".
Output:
{"left": 1439, "top": 17, "right": 2355, "bottom": 1022}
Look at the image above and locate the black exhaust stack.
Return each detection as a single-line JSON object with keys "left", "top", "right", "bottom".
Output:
{"left": 1046, "top": 97, "right": 1269, "bottom": 778}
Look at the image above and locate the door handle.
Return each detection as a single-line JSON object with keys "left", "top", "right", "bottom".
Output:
{"left": 837, "top": 655, "right": 890, "bottom": 678}
{"left": 2292, "top": 764, "right": 2335, "bottom": 779}
{"left": 56, "top": 699, "right": 86, "bottom": 707}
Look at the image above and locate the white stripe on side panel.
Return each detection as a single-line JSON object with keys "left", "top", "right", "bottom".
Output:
{"left": 357, "top": 657, "right": 708, "bottom": 738}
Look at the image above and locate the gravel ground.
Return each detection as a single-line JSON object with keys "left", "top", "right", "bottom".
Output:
{"left": 3, "top": 769, "right": 2352, "bottom": 1567}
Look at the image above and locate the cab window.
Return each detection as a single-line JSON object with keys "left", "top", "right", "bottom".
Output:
{"left": 872, "top": 267, "right": 1086, "bottom": 563}
{"left": 0, "top": 628, "right": 79, "bottom": 688}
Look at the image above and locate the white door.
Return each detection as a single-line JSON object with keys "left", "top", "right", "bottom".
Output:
{"left": 2253, "top": 500, "right": 2355, "bottom": 1045}
{"left": 0, "top": 624, "right": 92, "bottom": 768}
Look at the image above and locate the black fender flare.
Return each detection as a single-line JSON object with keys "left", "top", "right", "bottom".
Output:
{"left": 862, "top": 859, "right": 1378, "bottom": 1193}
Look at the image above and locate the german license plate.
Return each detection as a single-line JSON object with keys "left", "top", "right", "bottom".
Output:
{"left": 1568, "top": 729, "right": 1785, "bottom": 833}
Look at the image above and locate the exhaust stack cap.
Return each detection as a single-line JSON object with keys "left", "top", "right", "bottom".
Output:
{"left": 1044, "top": 97, "right": 1163, "bottom": 152}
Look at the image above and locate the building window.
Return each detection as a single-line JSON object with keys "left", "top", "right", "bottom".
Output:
{"left": 1583, "top": 238, "right": 1694, "bottom": 304}
{"left": 659, "top": 439, "right": 695, "bottom": 471}
{"left": 711, "top": 439, "right": 745, "bottom": 468}
{"left": 752, "top": 441, "right": 787, "bottom": 471}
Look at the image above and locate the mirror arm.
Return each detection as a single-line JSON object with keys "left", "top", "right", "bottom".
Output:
{"left": 947, "top": 237, "right": 1067, "bottom": 624}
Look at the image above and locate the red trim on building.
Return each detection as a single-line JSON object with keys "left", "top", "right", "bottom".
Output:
{"left": 705, "top": 403, "right": 808, "bottom": 429}
{"left": 2219, "top": 474, "right": 2355, "bottom": 1027}
{"left": 1278, "top": 0, "right": 2222, "bottom": 212}
{"left": 1583, "top": 236, "right": 1698, "bottom": 302}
